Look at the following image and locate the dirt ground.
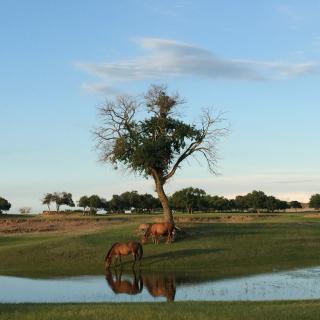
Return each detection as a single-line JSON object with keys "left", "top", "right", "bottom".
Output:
{"left": 174, "top": 215, "right": 254, "bottom": 224}
{"left": 304, "top": 213, "right": 320, "bottom": 218}
{"left": 0, "top": 216, "right": 110, "bottom": 235}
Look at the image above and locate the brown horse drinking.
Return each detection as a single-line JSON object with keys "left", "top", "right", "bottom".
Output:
{"left": 142, "top": 222, "right": 175, "bottom": 244}
{"left": 104, "top": 241, "right": 143, "bottom": 269}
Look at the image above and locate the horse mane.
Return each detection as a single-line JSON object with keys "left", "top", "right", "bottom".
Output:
{"left": 105, "top": 242, "right": 118, "bottom": 261}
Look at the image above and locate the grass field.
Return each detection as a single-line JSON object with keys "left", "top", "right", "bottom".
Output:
{"left": 1, "top": 212, "right": 320, "bottom": 319}
{"left": 1, "top": 301, "right": 320, "bottom": 320}
{"left": 1, "top": 213, "right": 320, "bottom": 279}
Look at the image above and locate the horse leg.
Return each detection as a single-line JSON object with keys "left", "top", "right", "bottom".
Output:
{"left": 118, "top": 256, "right": 122, "bottom": 268}
{"left": 112, "top": 256, "right": 118, "bottom": 268}
{"left": 132, "top": 253, "right": 136, "bottom": 269}
{"left": 167, "top": 232, "right": 173, "bottom": 244}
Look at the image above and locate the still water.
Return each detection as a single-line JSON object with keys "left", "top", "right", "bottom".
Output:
{"left": 1, "top": 267, "right": 320, "bottom": 303}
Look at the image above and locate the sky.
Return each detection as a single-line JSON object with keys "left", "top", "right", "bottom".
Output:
{"left": 1, "top": 0, "right": 320, "bottom": 213}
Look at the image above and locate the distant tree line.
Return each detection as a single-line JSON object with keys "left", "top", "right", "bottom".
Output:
{"left": 2, "top": 190, "right": 320, "bottom": 215}
{"left": 169, "top": 188, "right": 298, "bottom": 213}
{"left": 39, "top": 189, "right": 305, "bottom": 215}
{"left": 41, "top": 190, "right": 160, "bottom": 215}
{"left": 78, "top": 191, "right": 161, "bottom": 214}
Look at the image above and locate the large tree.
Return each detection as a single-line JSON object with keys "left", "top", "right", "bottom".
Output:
{"left": 170, "top": 187, "right": 206, "bottom": 213}
{"left": 245, "top": 190, "right": 268, "bottom": 213}
{"left": 94, "top": 85, "right": 226, "bottom": 223}
{"left": 51, "top": 192, "right": 75, "bottom": 212}
{"left": 42, "top": 193, "right": 53, "bottom": 212}
{"left": 0, "top": 197, "right": 11, "bottom": 214}
{"left": 309, "top": 194, "right": 320, "bottom": 210}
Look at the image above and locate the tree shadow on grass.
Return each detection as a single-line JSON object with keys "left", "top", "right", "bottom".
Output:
{"left": 177, "top": 224, "right": 270, "bottom": 240}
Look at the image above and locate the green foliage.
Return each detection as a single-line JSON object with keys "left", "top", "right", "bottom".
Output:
{"left": 107, "top": 191, "right": 160, "bottom": 213}
{"left": 78, "top": 196, "right": 89, "bottom": 211}
{"left": 42, "top": 192, "right": 75, "bottom": 212}
{"left": 170, "top": 187, "right": 206, "bottom": 213}
{"left": 309, "top": 194, "right": 320, "bottom": 209}
{"left": 169, "top": 189, "right": 289, "bottom": 213}
{"left": 94, "top": 85, "right": 226, "bottom": 221}
{"left": 0, "top": 197, "right": 11, "bottom": 213}
{"left": 290, "top": 201, "right": 302, "bottom": 209}
{"left": 245, "top": 191, "right": 268, "bottom": 211}
{"left": 205, "top": 195, "right": 232, "bottom": 212}
{"left": 19, "top": 207, "right": 31, "bottom": 214}
{"left": 42, "top": 193, "right": 53, "bottom": 211}
{"left": 78, "top": 195, "right": 107, "bottom": 214}
{"left": 108, "top": 104, "right": 201, "bottom": 180}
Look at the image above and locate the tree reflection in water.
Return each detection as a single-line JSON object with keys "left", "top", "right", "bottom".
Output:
{"left": 105, "top": 269, "right": 176, "bottom": 301}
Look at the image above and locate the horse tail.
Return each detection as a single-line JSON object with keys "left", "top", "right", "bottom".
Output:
{"left": 137, "top": 242, "right": 143, "bottom": 261}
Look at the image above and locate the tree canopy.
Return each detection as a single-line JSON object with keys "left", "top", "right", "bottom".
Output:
{"left": 170, "top": 187, "right": 206, "bottom": 213}
{"left": 309, "top": 194, "right": 320, "bottom": 210}
{"left": 94, "top": 85, "right": 226, "bottom": 222}
{"left": 42, "top": 192, "right": 75, "bottom": 212}
{"left": 0, "top": 197, "right": 11, "bottom": 214}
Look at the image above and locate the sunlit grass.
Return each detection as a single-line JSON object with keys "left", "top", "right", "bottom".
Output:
{"left": 1, "top": 213, "right": 320, "bottom": 278}
{"left": 1, "top": 301, "right": 320, "bottom": 320}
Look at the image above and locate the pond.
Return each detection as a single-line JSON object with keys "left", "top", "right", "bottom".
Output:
{"left": 1, "top": 266, "right": 320, "bottom": 303}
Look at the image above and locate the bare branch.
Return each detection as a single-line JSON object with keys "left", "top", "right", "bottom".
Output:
{"left": 93, "top": 95, "right": 139, "bottom": 162}
{"left": 164, "top": 109, "right": 228, "bottom": 181}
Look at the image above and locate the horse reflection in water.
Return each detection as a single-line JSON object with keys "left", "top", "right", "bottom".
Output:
{"left": 105, "top": 269, "right": 143, "bottom": 295}
{"left": 142, "top": 273, "right": 176, "bottom": 302}
{"left": 105, "top": 269, "right": 176, "bottom": 301}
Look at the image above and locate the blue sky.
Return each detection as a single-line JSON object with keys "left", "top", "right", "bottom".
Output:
{"left": 1, "top": 0, "right": 320, "bottom": 213}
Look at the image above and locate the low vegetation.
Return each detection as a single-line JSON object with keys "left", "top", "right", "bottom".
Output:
{"left": 2, "top": 301, "right": 320, "bottom": 320}
{"left": 1, "top": 213, "right": 320, "bottom": 319}
{"left": 1, "top": 213, "right": 320, "bottom": 278}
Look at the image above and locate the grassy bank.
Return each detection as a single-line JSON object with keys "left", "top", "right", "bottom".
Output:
{"left": 1, "top": 213, "right": 320, "bottom": 279}
{"left": 1, "top": 301, "right": 320, "bottom": 320}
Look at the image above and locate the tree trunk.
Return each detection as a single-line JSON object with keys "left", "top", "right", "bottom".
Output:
{"left": 152, "top": 172, "right": 174, "bottom": 223}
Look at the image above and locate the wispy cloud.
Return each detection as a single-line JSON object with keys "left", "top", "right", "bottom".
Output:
{"left": 77, "top": 38, "right": 319, "bottom": 92}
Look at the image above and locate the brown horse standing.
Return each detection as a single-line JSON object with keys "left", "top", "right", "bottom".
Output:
{"left": 142, "top": 222, "right": 175, "bottom": 244}
{"left": 105, "top": 241, "right": 143, "bottom": 269}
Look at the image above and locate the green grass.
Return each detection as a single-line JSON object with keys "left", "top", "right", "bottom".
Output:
{"left": 2, "top": 214, "right": 320, "bottom": 319}
{"left": 1, "top": 213, "right": 320, "bottom": 279}
{"left": 1, "top": 301, "right": 320, "bottom": 320}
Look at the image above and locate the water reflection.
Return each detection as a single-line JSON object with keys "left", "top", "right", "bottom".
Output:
{"left": 2, "top": 266, "right": 320, "bottom": 303}
{"left": 105, "top": 269, "right": 143, "bottom": 295}
{"left": 142, "top": 273, "right": 176, "bottom": 302}
{"left": 105, "top": 269, "right": 176, "bottom": 301}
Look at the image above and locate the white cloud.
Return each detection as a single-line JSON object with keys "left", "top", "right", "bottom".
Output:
{"left": 77, "top": 37, "right": 319, "bottom": 92}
